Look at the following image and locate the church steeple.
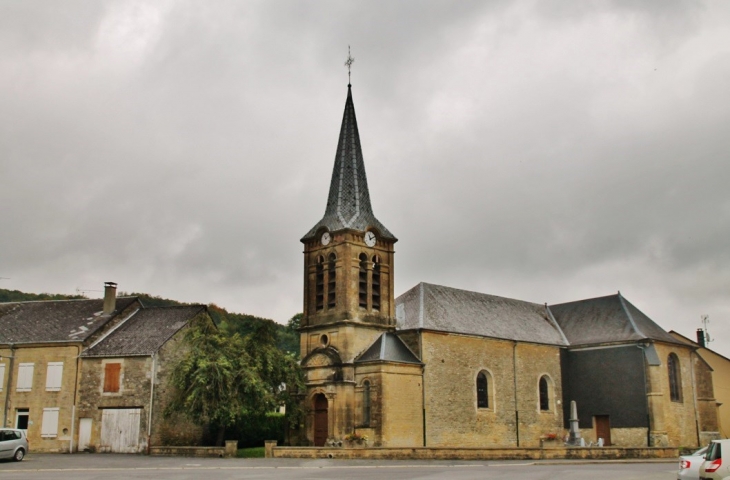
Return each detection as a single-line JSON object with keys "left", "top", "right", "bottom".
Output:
{"left": 302, "top": 85, "right": 396, "bottom": 241}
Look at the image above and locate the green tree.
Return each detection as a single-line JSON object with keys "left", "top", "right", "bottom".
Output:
{"left": 166, "top": 315, "right": 304, "bottom": 446}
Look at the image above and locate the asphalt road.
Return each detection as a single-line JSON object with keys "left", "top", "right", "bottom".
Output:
{"left": 0, "top": 454, "right": 680, "bottom": 480}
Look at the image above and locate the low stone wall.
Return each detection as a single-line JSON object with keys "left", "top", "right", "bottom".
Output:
{"left": 270, "top": 445, "right": 678, "bottom": 460}
{"left": 151, "top": 441, "right": 238, "bottom": 458}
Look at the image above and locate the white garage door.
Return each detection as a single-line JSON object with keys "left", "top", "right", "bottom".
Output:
{"left": 100, "top": 408, "right": 142, "bottom": 453}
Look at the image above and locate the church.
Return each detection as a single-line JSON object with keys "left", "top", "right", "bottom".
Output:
{"left": 297, "top": 83, "right": 719, "bottom": 449}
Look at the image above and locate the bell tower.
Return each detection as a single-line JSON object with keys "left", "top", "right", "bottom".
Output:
{"left": 300, "top": 83, "right": 397, "bottom": 335}
{"left": 299, "top": 83, "right": 399, "bottom": 446}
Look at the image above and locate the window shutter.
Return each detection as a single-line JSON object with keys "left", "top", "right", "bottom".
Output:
{"left": 104, "top": 363, "right": 121, "bottom": 392}
{"left": 46, "top": 362, "right": 64, "bottom": 391}
{"left": 41, "top": 408, "right": 59, "bottom": 437}
{"left": 16, "top": 363, "right": 34, "bottom": 392}
{"left": 0, "top": 364, "right": 5, "bottom": 391}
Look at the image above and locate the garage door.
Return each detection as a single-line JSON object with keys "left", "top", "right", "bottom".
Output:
{"left": 100, "top": 408, "right": 142, "bottom": 453}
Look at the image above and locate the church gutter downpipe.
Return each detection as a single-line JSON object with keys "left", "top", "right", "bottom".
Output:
{"left": 688, "top": 349, "right": 701, "bottom": 446}
{"left": 69, "top": 344, "right": 82, "bottom": 453}
{"left": 640, "top": 343, "right": 652, "bottom": 446}
{"left": 513, "top": 341, "right": 520, "bottom": 447}
{"left": 420, "top": 333, "right": 426, "bottom": 447}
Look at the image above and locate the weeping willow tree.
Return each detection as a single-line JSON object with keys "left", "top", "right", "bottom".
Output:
{"left": 166, "top": 317, "right": 304, "bottom": 446}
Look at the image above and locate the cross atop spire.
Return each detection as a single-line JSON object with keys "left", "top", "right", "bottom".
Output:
{"left": 345, "top": 46, "right": 354, "bottom": 86}
{"left": 302, "top": 85, "right": 396, "bottom": 242}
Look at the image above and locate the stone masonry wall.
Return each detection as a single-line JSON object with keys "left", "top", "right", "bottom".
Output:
{"left": 421, "top": 331, "right": 563, "bottom": 447}
{"left": 651, "top": 342, "right": 702, "bottom": 448}
{"left": 0, "top": 344, "right": 81, "bottom": 452}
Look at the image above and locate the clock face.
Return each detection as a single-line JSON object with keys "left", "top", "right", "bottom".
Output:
{"left": 321, "top": 232, "right": 331, "bottom": 246}
{"left": 364, "top": 231, "right": 377, "bottom": 247}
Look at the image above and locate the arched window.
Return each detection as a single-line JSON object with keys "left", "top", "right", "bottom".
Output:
{"left": 477, "top": 371, "right": 489, "bottom": 408}
{"left": 358, "top": 253, "right": 368, "bottom": 308}
{"left": 539, "top": 376, "right": 550, "bottom": 411}
{"left": 371, "top": 255, "right": 381, "bottom": 311}
{"left": 315, "top": 256, "right": 324, "bottom": 312}
{"left": 362, "top": 380, "right": 371, "bottom": 426}
{"left": 668, "top": 353, "right": 682, "bottom": 402}
{"left": 327, "top": 253, "right": 336, "bottom": 309}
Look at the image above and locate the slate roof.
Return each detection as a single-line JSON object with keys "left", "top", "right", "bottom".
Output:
{"left": 302, "top": 85, "right": 396, "bottom": 241}
{"left": 355, "top": 332, "right": 422, "bottom": 364}
{"left": 82, "top": 305, "right": 206, "bottom": 357}
{"left": 0, "top": 297, "right": 139, "bottom": 344}
{"left": 548, "top": 293, "right": 685, "bottom": 347}
{"left": 395, "top": 283, "right": 569, "bottom": 346}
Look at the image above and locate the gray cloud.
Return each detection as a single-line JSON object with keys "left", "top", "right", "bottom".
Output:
{"left": 1, "top": 0, "right": 729, "bottom": 356}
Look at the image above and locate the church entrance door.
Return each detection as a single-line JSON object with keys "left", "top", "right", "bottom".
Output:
{"left": 313, "top": 394, "right": 328, "bottom": 447}
{"left": 594, "top": 415, "right": 611, "bottom": 446}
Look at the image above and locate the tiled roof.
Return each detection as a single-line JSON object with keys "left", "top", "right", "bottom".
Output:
{"left": 548, "top": 293, "right": 685, "bottom": 347}
{"left": 302, "top": 85, "right": 396, "bottom": 241}
{"left": 355, "top": 332, "right": 422, "bottom": 364}
{"left": 396, "top": 283, "right": 569, "bottom": 346}
{"left": 0, "top": 297, "right": 139, "bottom": 344}
{"left": 82, "top": 305, "right": 206, "bottom": 357}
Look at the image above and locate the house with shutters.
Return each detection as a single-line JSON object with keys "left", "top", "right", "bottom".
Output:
{"left": 0, "top": 283, "right": 141, "bottom": 452}
{"left": 0, "top": 282, "right": 213, "bottom": 453}
{"left": 76, "top": 304, "right": 212, "bottom": 452}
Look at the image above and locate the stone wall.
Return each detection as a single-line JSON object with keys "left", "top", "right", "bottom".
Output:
{"left": 0, "top": 344, "right": 81, "bottom": 452}
{"left": 270, "top": 445, "right": 679, "bottom": 460}
{"left": 75, "top": 316, "right": 206, "bottom": 451}
{"left": 76, "top": 355, "right": 152, "bottom": 452}
{"left": 354, "top": 362, "right": 423, "bottom": 447}
{"left": 420, "top": 331, "right": 563, "bottom": 448}
{"left": 650, "top": 342, "right": 705, "bottom": 448}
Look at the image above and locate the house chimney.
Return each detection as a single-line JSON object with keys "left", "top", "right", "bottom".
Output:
{"left": 103, "top": 282, "right": 118, "bottom": 314}
{"left": 696, "top": 328, "right": 706, "bottom": 348}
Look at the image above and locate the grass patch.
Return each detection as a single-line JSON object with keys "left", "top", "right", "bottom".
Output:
{"left": 236, "top": 446, "right": 265, "bottom": 458}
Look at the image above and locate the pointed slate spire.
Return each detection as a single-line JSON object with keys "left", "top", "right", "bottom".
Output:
{"left": 302, "top": 86, "right": 396, "bottom": 241}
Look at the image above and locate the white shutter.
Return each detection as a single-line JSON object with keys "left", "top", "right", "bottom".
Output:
{"left": 45, "top": 362, "right": 63, "bottom": 391}
{"left": 16, "top": 363, "right": 34, "bottom": 392}
{"left": 0, "top": 364, "right": 5, "bottom": 391}
{"left": 41, "top": 408, "right": 59, "bottom": 438}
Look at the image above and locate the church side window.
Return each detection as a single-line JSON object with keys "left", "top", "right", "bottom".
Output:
{"left": 327, "top": 253, "right": 337, "bottom": 309}
{"left": 539, "top": 376, "right": 550, "bottom": 411}
{"left": 668, "top": 353, "right": 682, "bottom": 402}
{"left": 358, "top": 253, "right": 368, "bottom": 308}
{"left": 371, "top": 255, "right": 381, "bottom": 311}
{"left": 362, "top": 380, "right": 371, "bottom": 426}
{"left": 477, "top": 371, "right": 489, "bottom": 409}
{"left": 315, "top": 256, "right": 324, "bottom": 312}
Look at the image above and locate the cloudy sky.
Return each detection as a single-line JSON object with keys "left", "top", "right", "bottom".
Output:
{"left": 1, "top": 1, "right": 729, "bottom": 356}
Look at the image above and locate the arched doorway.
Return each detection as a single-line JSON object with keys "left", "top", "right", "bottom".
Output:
{"left": 313, "top": 393, "right": 328, "bottom": 447}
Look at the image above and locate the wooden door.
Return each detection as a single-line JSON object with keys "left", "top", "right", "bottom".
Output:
{"left": 594, "top": 415, "right": 611, "bottom": 446}
{"left": 78, "top": 418, "right": 92, "bottom": 452}
{"left": 101, "top": 409, "right": 141, "bottom": 453}
{"left": 313, "top": 394, "right": 328, "bottom": 447}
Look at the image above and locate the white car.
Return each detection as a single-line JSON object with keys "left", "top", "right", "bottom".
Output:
{"left": 700, "top": 439, "right": 730, "bottom": 480}
{"left": 679, "top": 445, "right": 709, "bottom": 480}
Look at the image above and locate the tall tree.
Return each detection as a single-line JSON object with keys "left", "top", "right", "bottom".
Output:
{"left": 166, "top": 316, "right": 303, "bottom": 445}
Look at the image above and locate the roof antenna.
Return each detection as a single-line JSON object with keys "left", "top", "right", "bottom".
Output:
{"left": 700, "top": 314, "right": 713, "bottom": 344}
{"left": 345, "top": 45, "right": 354, "bottom": 86}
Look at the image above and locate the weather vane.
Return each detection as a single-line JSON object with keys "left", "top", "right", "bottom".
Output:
{"left": 345, "top": 46, "right": 354, "bottom": 85}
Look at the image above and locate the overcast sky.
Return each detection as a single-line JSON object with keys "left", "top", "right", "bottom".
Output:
{"left": 1, "top": 1, "right": 729, "bottom": 356}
